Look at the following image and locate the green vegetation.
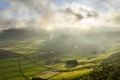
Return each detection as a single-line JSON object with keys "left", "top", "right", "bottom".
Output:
{"left": 0, "top": 28, "right": 120, "bottom": 80}
{"left": 49, "top": 69, "right": 92, "bottom": 80}
{"left": 1, "top": 48, "right": 119, "bottom": 80}
{"left": 71, "top": 52, "right": 120, "bottom": 80}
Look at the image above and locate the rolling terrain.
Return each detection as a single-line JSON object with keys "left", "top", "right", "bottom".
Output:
{"left": 0, "top": 28, "right": 120, "bottom": 80}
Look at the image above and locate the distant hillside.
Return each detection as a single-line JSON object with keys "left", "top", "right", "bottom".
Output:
{"left": 0, "top": 28, "right": 49, "bottom": 40}
{"left": 0, "top": 49, "right": 22, "bottom": 59}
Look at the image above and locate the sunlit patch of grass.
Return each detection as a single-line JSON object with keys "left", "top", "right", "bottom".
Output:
{"left": 24, "top": 67, "right": 47, "bottom": 76}
{"left": 70, "top": 63, "right": 96, "bottom": 70}
{"left": 38, "top": 71, "right": 60, "bottom": 79}
{"left": 1, "top": 39, "right": 45, "bottom": 54}
{"left": 49, "top": 69, "right": 92, "bottom": 80}
{"left": 83, "top": 50, "right": 119, "bottom": 63}
{"left": 9, "top": 77, "right": 25, "bottom": 80}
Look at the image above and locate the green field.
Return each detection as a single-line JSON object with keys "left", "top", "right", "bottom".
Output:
{"left": 0, "top": 31, "right": 120, "bottom": 80}
{"left": 0, "top": 41, "right": 119, "bottom": 80}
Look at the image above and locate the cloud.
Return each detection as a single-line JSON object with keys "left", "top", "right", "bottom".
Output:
{"left": 9, "top": 0, "right": 49, "bottom": 12}
{"left": 0, "top": 0, "right": 57, "bottom": 30}
{"left": 63, "top": 3, "right": 98, "bottom": 20}
{"left": 102, "top": 9, "right": 120, "bottom": 27}
{"left": 100, "top": 0, "right": 120, "bottom": 11}
{"left": 0, "top": 0, "right": 119, "bottom": 31}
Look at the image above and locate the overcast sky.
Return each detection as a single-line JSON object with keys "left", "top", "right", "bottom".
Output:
{"left": 0, "top": 0, "right": 120, "bottom": 31}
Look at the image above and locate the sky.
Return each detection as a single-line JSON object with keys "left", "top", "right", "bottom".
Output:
{"left": 0, "top": 0, "right": 120, "bottom": 31}
{"left": 0, "top": 0, "right": 10, "bottom": 9}
{"left": 52, "top": 0, "right": 108, "bottom": 12}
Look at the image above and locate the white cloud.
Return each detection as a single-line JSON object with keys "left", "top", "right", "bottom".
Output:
{"left": 0, "top": 0, "right": 119, "bottom": 31}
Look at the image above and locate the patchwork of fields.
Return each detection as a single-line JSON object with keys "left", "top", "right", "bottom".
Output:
{"left": 0, "top": 36, "right": 120, "bottom": 80}
{"left": 0, "top": 47, "right": 118, "bottom": 80}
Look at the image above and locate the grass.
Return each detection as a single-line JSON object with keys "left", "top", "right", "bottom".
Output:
{"left": 0, "top": 55, "right": 61, "bottom": 80}
{"left": 0, "top": 40, "right": 120, "bottom": 80}
{"left": 0, "top": 39, "right": 45, "bottom": 54}
{"left": 0, "top": 50, "right": 115, "bottom": 80}
{"left": 9, "top": 77, "right": 25, "bottom": 80}
{"left": 24, "top": 67, "right": 47, "bottom": 76}
{"left": 47, "top": 46, "right": 120, "bottom": 80}
{"left": 49, "top": 69, "right": 92, "bottom": 80}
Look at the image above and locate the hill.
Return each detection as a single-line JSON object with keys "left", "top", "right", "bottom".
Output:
{"left": 0, "top": 49, "right": 22, "bottom": 59}
{"left": 0, "top": 27, "right": 120, "bottom": 80}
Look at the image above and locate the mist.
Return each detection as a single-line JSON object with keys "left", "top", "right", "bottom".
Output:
{"left": 0, "top": 0, "right": 120, "bottom": 60}
{"left": 0, "top": 0, "right": 120, "bottom": 80}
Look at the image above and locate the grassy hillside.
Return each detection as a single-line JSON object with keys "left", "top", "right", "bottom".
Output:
{"left": 0, "top": 45, "right": 119, "bottom": 80}
{"left": 0, "top": 28, "right": 120, "bottom": 80}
